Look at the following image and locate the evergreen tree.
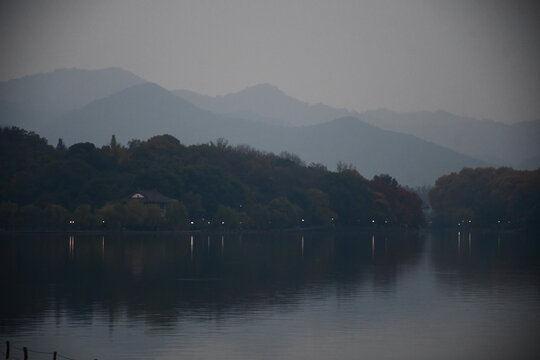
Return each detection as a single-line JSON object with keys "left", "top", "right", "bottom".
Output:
{"left": 56, "top": 138, "right": 67, "bottom": 152}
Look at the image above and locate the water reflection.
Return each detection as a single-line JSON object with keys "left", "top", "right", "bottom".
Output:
{"left": 1, "top": 230, "right": 423, "bottom": 330}
{"left": 468, "top": 231, "right": 472, "bottom": 256}
{"left": 221, "top": 235, "right": 225, "bottom": 257}
{"left": 68, "top": 235, "right": 74, "bottom": 259}
{"left": 430, "top": 230, "right": 540, "bottom": 292}
{"left": 1, "top": 230, "right": 539, "bottom": 359}
{"left": 190, "top": 234, "right": 194, "bottom": 259}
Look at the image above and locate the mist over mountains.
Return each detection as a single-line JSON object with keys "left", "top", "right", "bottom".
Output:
{"left": 359, "top": 109, "right": 540, "bottom": 169}
{"left": 44, "top": 82, "right": 283, "bottom": 151}
{"left": 174, "top": 84, "right": 540, "bottom": 170}
{"left": 0, "top": 67, "right": 144, "bottom": 130}
{"left": 173, "top": 83, "right": 355, "bottom": 127}
{"left": 1, "top": 67, "right": 537, "bottom": 186}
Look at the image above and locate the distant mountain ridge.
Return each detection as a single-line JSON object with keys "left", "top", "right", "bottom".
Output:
{"left": 281, "top": 116, "right": 485, "bottom": 186}
{"left": 0, "top": 67, "right": 145, "bottom": 129}
{"left": 42, "top": 82, "right": 280, "bottom": 148}
{"left": 359, "top": 109, "right": 540, "bottom": 169}
{"left": 0, "top": 67, "right": 520, "bottom": 185}
{"left": 174, "top": 85, "right": 540, "bottom": 170}
{"left": 38, "top": 81, "right": 484, "bottom": 186}
{"left": 173, "top": 83, "right": 356, "bottom": 127}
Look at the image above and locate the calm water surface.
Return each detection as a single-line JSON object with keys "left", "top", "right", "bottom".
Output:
{"left": 1, "top": 230, "right": 539, "bottom": 359}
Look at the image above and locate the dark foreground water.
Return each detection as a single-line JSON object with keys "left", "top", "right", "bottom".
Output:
{"left": 1, "top": 229, "right": 539, "bottom": 360}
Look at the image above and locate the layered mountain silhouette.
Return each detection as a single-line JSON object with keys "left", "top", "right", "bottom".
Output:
{"left": 276, "top": 117, "right": 485, "bottom": 186}
{"left": 173, "top": 83, "right": 355, "bottom": 127}
{"left": 359, "top": 109, "right": 540, "bottom": 169}
{"left": 36, "top": 80, "right": 483, "bottom": 185}
{"left": 3, "top": 67, "right": 531, "bottom": 185}
{"left": 174, "top": 85, "right": 540, "bottom": 170}
{"left": 42, "top": 82, "right": 283, "bottom": 151}
{"left": 0, "top": 67, "right": 144, "bottom": 129}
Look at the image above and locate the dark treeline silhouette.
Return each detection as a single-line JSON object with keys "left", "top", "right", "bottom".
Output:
{"left": 0, "top": 127, "right": 424, "bottom": 230}
{"left": 429, "top": 167, "right": 540, "bottom": 228}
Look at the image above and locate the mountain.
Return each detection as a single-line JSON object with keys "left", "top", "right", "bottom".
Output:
{"left": 174, "top": 85, "right": 539, "bottom": 170}
{"left": 0, "top": 68, "right": 491, "bottom": 185}
{"left": 0, "top": 67, "right": 145, "bottom": 129}
{"left": 173, "top": 83, "right": 355, "bottom": 126}
{"left": 0, "top": 98, "right": 44, "bottom": 130}
{"left": 282, "top": 117, "right": 485, "bottom": 186}
{"left": 359, "top": 109, "right": 540, "bottom": 169}
{"left": 42, "top": 82, "right": 283, "bottom": 148}
{"left": 5, "top": 68, "right": 534, "bottom": 174}
{"left": 41, "top": 82, "right": 484, "bottom": 186}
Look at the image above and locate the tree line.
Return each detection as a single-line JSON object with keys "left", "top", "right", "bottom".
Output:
{"left": 429, "top": 167, "right": 540, "bottom": 228}
{"left": 0, "top": 127, "right": 425, "bottom": 230}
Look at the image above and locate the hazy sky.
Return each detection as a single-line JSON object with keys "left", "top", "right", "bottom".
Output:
{"left": 1, "top": 0, "right": 539, "bottom": 123}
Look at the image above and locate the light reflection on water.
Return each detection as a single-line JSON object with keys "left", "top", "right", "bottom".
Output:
{"left": 1, "top": 230, "right": 539, "bottom": 360}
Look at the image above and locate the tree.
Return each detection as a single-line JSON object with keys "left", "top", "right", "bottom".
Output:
{"left": 110, "top": 134, "right": 119, "bottom": 149}
{"left": 124, "top": 200, "right": 148, "bottom": 228}
{"left": 280, "top": 151, "right": 305, "bottom": 166}
{"left": 245, "top": 204, "right": 271, "bottom": 229}
{"left": 183, "top": 192, "right": 204, "bottom": 220}
{"left": 323, "top": 171, "right": 372, "bottom": 226}
{"left": 97, "top": 202, "right": 124, "bottom": 230}
{"left": 268, "top": 197, "right": 303, "bottom": 228}
{"left": 42, "top": 204, "right": 70, "bottom": 227}
{"left": 74, "top": 204, "right": 98, "bottom": 228}
{"left": 145, "top": 204, "right": 162, "bottom": 229}
{"left": 373, "top": 174, "right": 398, "bottom": 188}
{"left": 165, "top": 201, "right": 189, "bottom": 230}
{"left": 336, "top": 161, "right": 356, "bottom": 173}
{"left": 215, "top": 205, "right": 248, "bottom": 229}
{"left": 215, "top": 137, "right": 229, "bottom": 151}
{"left": 56, "top": 138, "right": 67, "bottom": 152}
{"left": 305, "top": 188, "right": 336, "bottom": 225}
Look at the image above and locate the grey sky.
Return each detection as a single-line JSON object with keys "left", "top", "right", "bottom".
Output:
{"left": 1, "top": 0, "right": 539, "bottom": 123}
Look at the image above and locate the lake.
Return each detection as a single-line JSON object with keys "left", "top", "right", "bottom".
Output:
{"left": 1, "top": 229, "right": 539, "bottom": 359}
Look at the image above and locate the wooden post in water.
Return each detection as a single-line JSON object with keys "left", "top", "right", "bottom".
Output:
{"left": 23, "top": 347, "right": 28, "bottom": 360}
{"left": 4, "top": 341, "right": 9, "bottom": 359}
{"left": 53, "top": 351, "right": 57, "bottom": 360}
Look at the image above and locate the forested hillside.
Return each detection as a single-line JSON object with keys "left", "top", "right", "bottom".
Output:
{"left": 0, "top": 127, "right": 424, "bottom": 230}
{"left": 429, "top": 167, "right": 540, "bottom": 228}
